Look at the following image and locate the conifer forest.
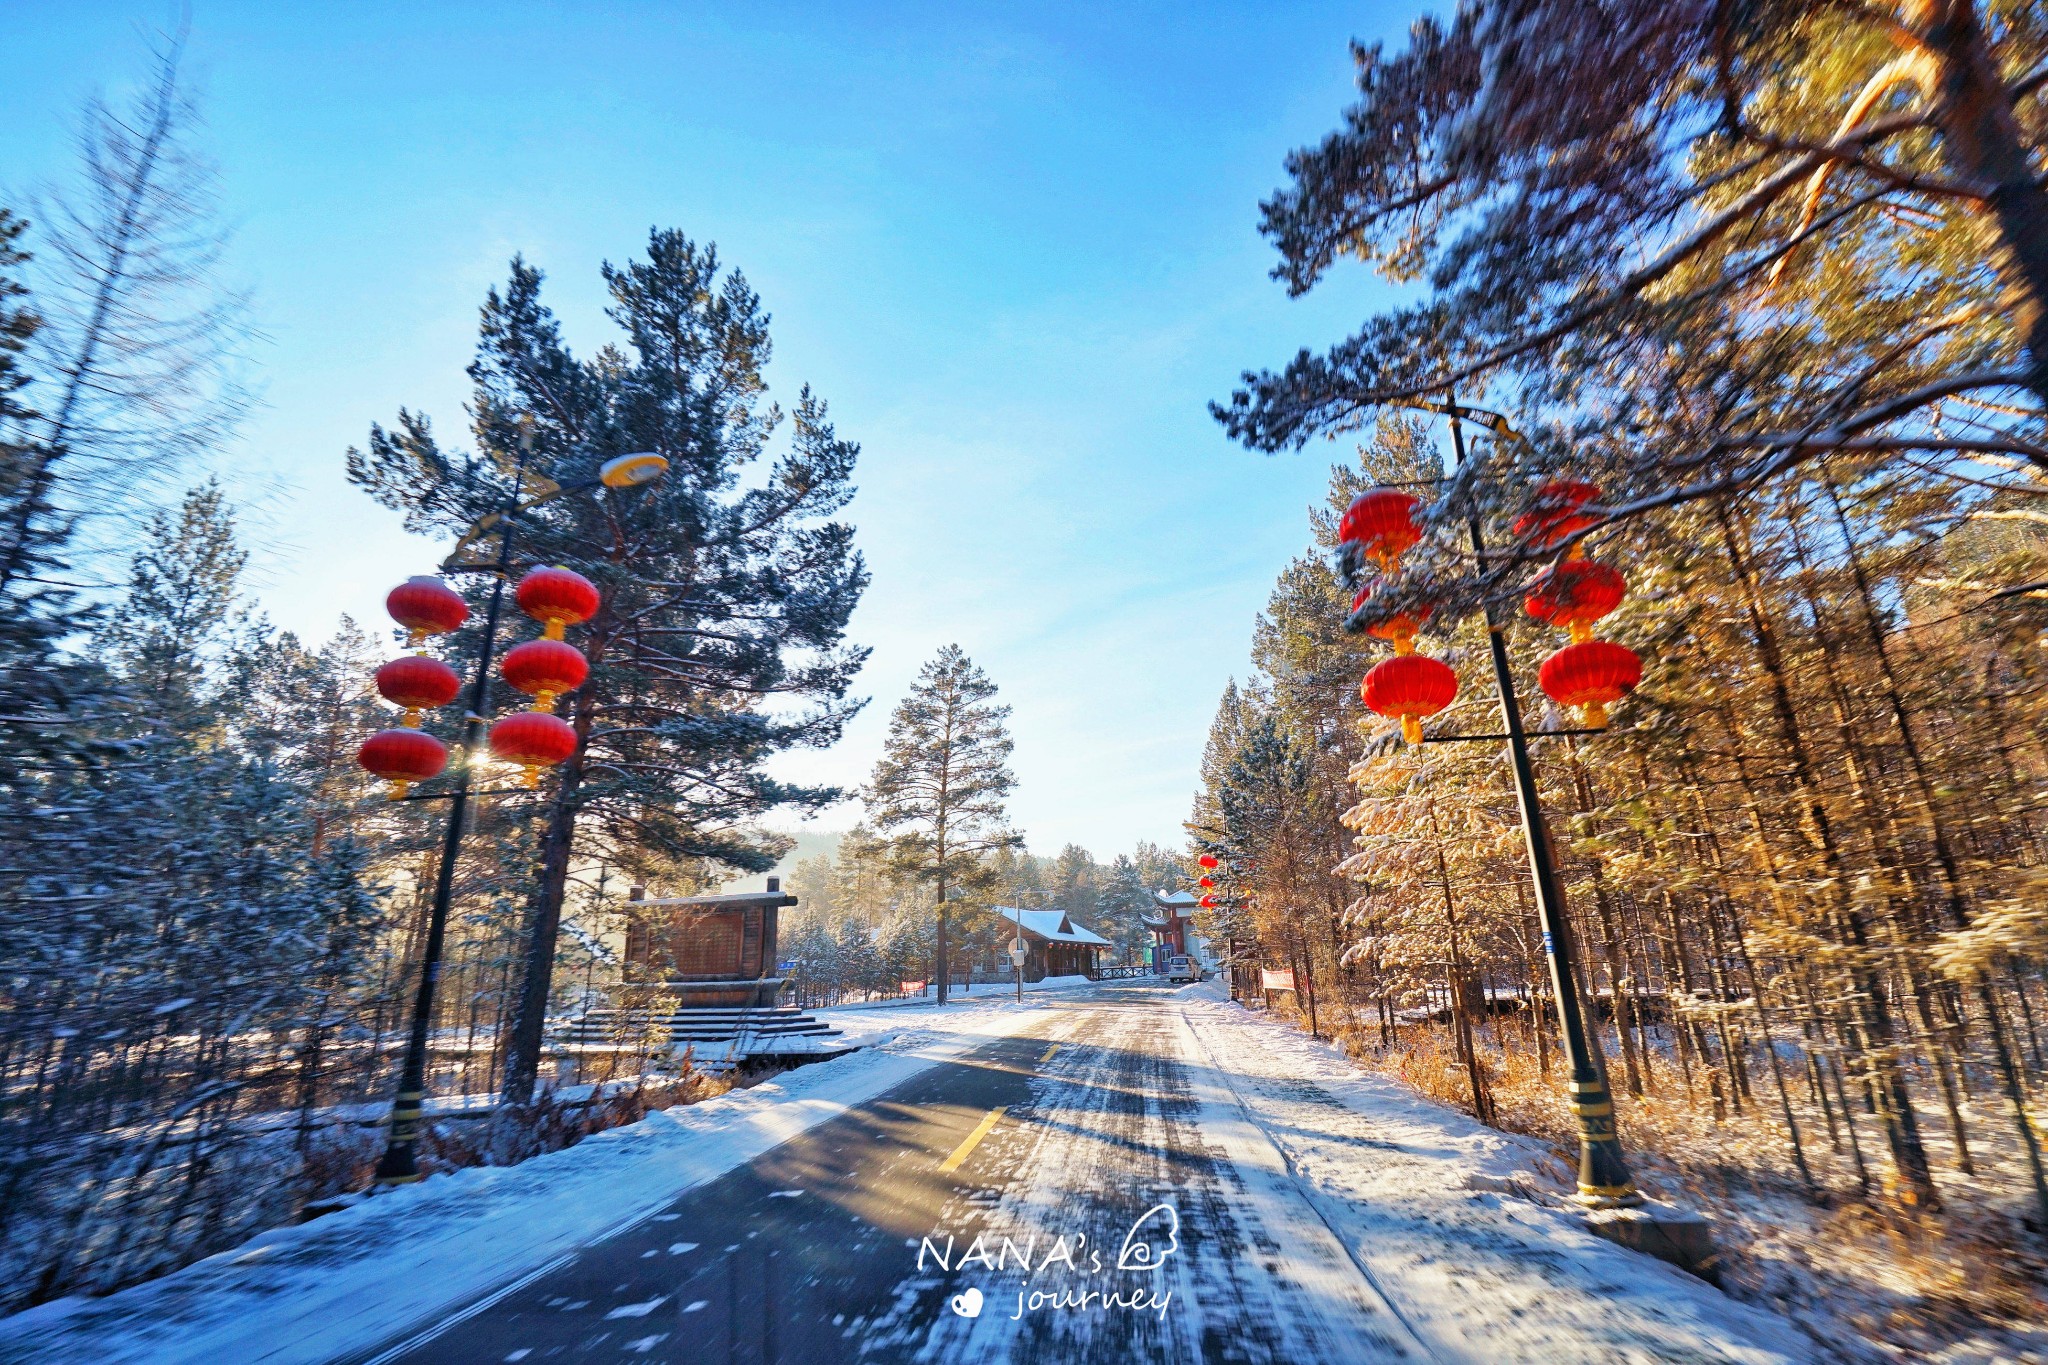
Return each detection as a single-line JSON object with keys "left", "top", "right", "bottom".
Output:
{"left": 1196, "top": 0, "right": 2048, "bottom": 1347}
{"left": 8, "top": 5, "right": 2048, "bottom": 1364}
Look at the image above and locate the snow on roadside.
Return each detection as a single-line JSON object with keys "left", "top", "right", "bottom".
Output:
{"left": 1176, "top": 980, "right": 1818, "bottom": 1364}
{"left": 0, "top": 993, "right": 1060, "bottom": 1365}
{"left": 809, "top": 972, "right": 1099, "bottom": 1024}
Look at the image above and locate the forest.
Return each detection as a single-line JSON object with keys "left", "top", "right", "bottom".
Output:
{"left": 1192, "top": 0, "right": 2048, "bottom": 1343}
{"left": 13, "top": 2, "right": 2048, "bottom": 1353}
{"left": 0, "top": 48, "right": 870, "bottom": 1311}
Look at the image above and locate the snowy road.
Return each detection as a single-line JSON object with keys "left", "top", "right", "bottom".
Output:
{"left": 338, "top": 982, "right": 1807, "bottom": 1365}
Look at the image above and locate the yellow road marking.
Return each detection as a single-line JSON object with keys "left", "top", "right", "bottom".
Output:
{"left": 1039, "top": 1044, "right": 1061, "bottom": 1064}
{"left": 938, "top": 1107, "right": 1006, "bottom": 1173}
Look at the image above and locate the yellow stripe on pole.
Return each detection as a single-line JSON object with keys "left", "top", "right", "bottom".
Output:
{"left": 938, "top": 1107, "right": 1006, "bottom": 1173}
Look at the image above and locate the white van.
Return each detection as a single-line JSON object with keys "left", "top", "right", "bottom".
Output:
{"left": 1165, "top": 954, "right": 1196, "bottom": 983}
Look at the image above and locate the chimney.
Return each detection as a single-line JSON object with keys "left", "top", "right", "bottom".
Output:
{"left": 766, "top": 876, "right": 781, "bottom": 893}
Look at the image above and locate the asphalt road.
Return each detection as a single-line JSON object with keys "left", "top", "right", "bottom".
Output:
{"left": 346, "top": 982, "right": 1425, "bottom": 1365}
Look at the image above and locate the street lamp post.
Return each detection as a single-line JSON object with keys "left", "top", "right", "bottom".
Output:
{"left": 1011, "top": 932, "right": 1027, "bottom": 1003}
{"left": 1338, "top": 399, "right": 1640, "bottom": 1206}
{"left": 371, "top": 439, "right": 665, "bottom": 1186}
{"left": 1443, "top": 400, "right": 1638, "bottom": 1206}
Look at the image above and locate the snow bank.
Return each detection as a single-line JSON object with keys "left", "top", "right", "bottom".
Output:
{"left": 0, "top": 996, "right": 1055, "bottom": 1365}
{"left": 810, "top": 973, "right": 1101, "bottom": 1018}
{"left": 1177, "top": 982, "right": 1815, "bottom": 1363}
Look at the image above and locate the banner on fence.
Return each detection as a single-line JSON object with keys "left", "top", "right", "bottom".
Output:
{"left": 900, "top": 980, "right": 927, "bottom": 995}
{"left": 1260, "top": 968, "right": 1297, "bottom": 994}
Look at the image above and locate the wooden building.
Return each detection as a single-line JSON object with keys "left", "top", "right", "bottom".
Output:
{"left": 994, "top": 906, "right": 1112, "bottom": 981}
{"left": 562, "top": 877, "right": 848, "bottom": 1068}
{"left": 622, "top": 880, "right": 796, "bottom": 1008}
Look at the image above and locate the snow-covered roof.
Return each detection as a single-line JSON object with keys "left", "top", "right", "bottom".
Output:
{"left": 994, "top": 906, "right": 1112, "bottom": 948}
{"left": 1150, "top": 890, "right": 1198, "bottom": 918}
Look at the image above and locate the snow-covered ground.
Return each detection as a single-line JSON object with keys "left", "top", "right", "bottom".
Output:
{"left": 0, "top": 989, "right": 1066, "bottom": 1365}
{"left": 1171, "top": 980, "right": 1813, "bottom": 1363}
{"left": 2, "top": 977, "right": 1826, "bottom": 1364}
{"left": 811, "top": 972, "right": 1100, "bottom": 1020}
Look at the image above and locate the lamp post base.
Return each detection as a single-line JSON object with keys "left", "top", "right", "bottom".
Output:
{"left": 1577, "top": 1201, "right": 1718, "bottom": 1281}
{"left": 1573, "top": 1185, "right": 1645, "bottom": 1209}
{"left": 374, "top": 1089, "right": 426, "bottom": 1185}
{"left": 1568, "top": 1075, "right": 1641, "bottom": 1207}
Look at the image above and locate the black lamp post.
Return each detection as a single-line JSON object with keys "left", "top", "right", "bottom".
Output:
{"left": 1341, "top": 397, "right": 1640, "bottom": 1206}
{"left": 372, "top": 435, "right": 665, "bottom": 1186}
{"left": 1441, "top": 399, "right": 1638, "bottom": 1205}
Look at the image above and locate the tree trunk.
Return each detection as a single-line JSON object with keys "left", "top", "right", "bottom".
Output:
{"left": 501, "top": 708, "right": 590, "bottom": 1107}
{"left": 934, "top": 867, "right": 950, "bottom": 1007}
{"left": 1713, "top": 503, "right": 1940, "bottom": 1207}
{"left": 1908, "top": 1, "right": 2048, "bottom": 407}
{"left": 1810, "top": 467, "right": 2048, "bottom": 1219}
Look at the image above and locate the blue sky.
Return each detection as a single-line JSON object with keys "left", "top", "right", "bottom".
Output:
{"left": 4, "top": 2, "right": 1421, "bottom": 860}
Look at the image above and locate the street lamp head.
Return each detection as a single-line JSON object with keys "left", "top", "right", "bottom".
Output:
{"left": 599, "top": 451, "right": 668, "bottom": 488}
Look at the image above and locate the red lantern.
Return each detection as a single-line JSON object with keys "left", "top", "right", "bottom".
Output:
{"left": 1362, "top": 654, "right": 1459, "bottom": 745}
{"left": 1525, "top": 559, "right": 1626, "bottom": 641}
{"left": 1512, "top": 480, "right": 1603, "bottom": 554}
{"left": 386, "top": 576, "right": 469, "bottom": 644}
{"left": 375, "top": 655, "right": 462, "bottom": 722}
{"left": 1199, "top": 894, "right": 1218, "bottom": 909}
{"left": 1197, "top": 853, "right": 1219, "bottom": 870}
{"left": 1538, "top": 639, "right": 1642, "bottom": 728}
{"left": 501, "top": 638, "right": 589, "bottom": 707}
{"left": 1338, "top": 489, "right": 1422, "bottom": 569}
{"left": 515, "top": 567, "right": 601, "bottom": 640}
{"left": 358, "top": 728, "right": 448, "bottom": 799}
{"left": 1348, "top": 582, "right": 1432, "bottom": 652}
{"left": 1198, "top": 876, "right": 1215, "bottom": 889}
{"left": 488, "top": 710, "right": 578, "bottom": 786}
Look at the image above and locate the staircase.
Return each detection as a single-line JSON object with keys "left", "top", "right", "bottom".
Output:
{"left": 554, "top": 1003, "right": 852, "bottom": 1073}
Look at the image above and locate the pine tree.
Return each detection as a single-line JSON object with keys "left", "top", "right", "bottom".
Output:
{"left": 100, "top": 480, "right": 247, "bottom": 720}
{"left": 1050, "top": 843, "right": 1099, "bottom": 918}
{"left": 785, "top": 853, "right": 837, "bottom": 923}
{"left": 4, "top": 37, "right": 245, "bottom": 598}
{"left": 0, "top": 479, "right": 385, "bottom": 1306}
{"left": 835, "top": 917, "right": 886, "bottom": 998}
{"left": 1094, "top": 855, "right": 1155, "bottom": 965}
{"left": 1215, "top": 4, "right": 2048, "bottom": 557}
{"left": 863, "top": 645, "right": 1020, "bottom": 1004}
{"left": 347, "top": 231, "right": 869, "bottom": 1103}
{"left": 0, "top": 208, "right": 124, "bottom": 784}
{"left": 991, "top": 843, "right": 1049, "bottom": 908}
{"left": 0, "top": 211, "right": 31, "bottom": 413}
{"left": 1128, "top": 839, "right": 1183, "bottom": 892}
{"left": 830, "top": 823, "right": 898, "bottom": 925}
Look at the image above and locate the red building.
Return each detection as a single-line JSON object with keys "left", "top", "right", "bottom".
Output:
{"left": 1143, "top": 890, "right": 1207, "bottom": 970}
